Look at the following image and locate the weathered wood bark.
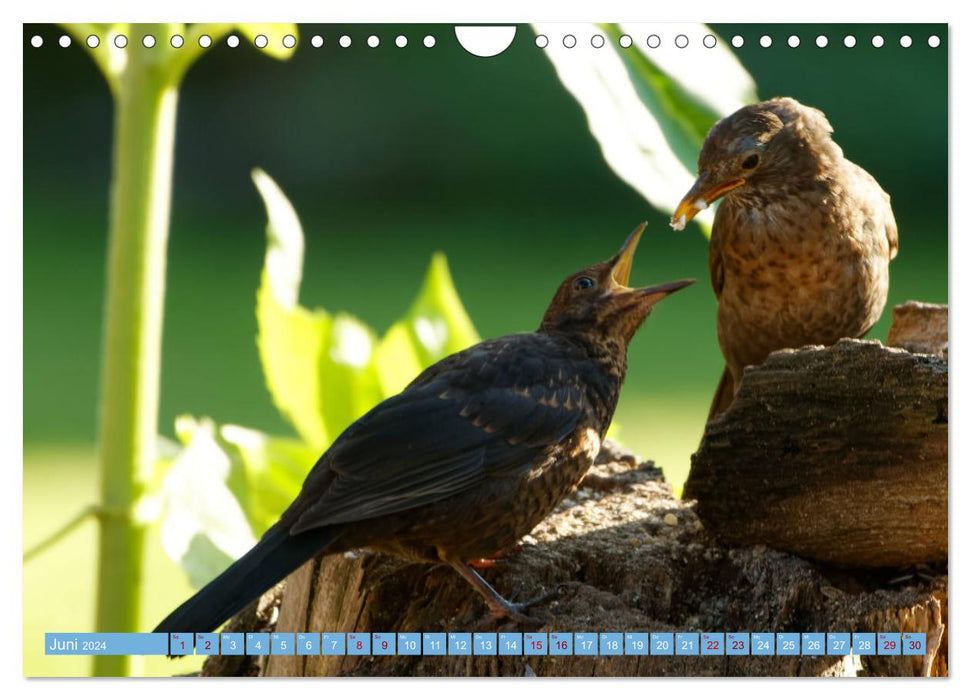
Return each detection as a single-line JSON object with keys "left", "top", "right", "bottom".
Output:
{"left": 685, "top": 303, "right": 947, "bottom": 569}
{"left": 202, "top": 447, "right": 946, "bottom": 677}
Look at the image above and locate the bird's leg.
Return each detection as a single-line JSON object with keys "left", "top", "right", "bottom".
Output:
{"left": 444, "top": 556, "right": 557, "bottom": 625}
{"left": 468, "top": 544, "right": 525, "bottom": 569}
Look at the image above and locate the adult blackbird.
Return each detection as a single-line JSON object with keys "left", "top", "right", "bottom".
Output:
{"left": 154, "top": 224, "right": 693, "bottom": 634}
{"left": 670, "top": 97, "right": 898, "bottom": 418}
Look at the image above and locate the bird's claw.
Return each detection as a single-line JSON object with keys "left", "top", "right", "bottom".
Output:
{"left": 488, "top": 584, "right": 564, "bottom": 626}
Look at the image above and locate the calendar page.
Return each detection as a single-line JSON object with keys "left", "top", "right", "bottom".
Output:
{"left": 23, "top": 19, "right": 947, "bottom": 678}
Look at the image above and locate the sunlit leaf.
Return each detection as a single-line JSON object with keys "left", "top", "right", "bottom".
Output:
{"left": 376, "top": 253, "right": 480, "bottom": 395}
{"left": 158, "top": 417, "right": 256, "bottom": 588}
{"left": 534, "top": 22, "right": 758, "bottom": 235}
{"left": 253, "top": 167, "right": 333, "bottom": 450}
{"left": 236, "top": 23, "right": 300, "bottom": 59}
{"left": 218, "top": 423, "right": 317, "bottom": 533}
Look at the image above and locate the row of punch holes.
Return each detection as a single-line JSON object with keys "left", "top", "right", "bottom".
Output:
{"left": 29, "top": 31, "right": 942, "bottom": 51}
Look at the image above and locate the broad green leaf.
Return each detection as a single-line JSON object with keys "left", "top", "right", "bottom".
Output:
{"left": 155, "top": 416, "right": 320, "bottom": 585}
{"left": 376, "top": 254, "right": 480, "bottom": 395}
{"left": 534, "top": 23, "right": 758, "bottom": 235}
{"left": 218, "top": 423, "right": 316, "bottom": 533}
{"left": 253, "top": 170, "right": 479, "bottom": 451}
{"left": 158, "top": 417, "right": 256, "bottom": 588}
{"left": 253, "top": 167, "right": 333, "bottom": 449}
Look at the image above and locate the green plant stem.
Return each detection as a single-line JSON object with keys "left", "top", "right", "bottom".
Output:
{"left": 93, "top": 41, "right": 179, "bottom": 677}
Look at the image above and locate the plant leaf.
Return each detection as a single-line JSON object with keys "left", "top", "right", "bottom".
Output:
{"left": 158, "top": 417, "right": 256, "bottom": 588}
{"left": 376, "top": 254, "right": 480, "bottom": 395}
{"left": 534, "top": 23, "right": 758, "bottom": 235}
{"left": 253, "top": 169, "right": 332, "bottom": 450}
{"left": 236, "top": 23, "right": 300, "bottom": 59}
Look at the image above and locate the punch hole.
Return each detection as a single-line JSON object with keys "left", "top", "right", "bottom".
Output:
{"left": 283, "top": 34, "right": 297, "bottom": 49}
{"left": 170, "top": 35, "right": 184, "bottom": 48}
{"left": 395, "top": 35, "right": 407, "bottom": 48}
{"left": 844, "top": 35, "right": 856, "bottom": 48}
{"left": 787, "top": 35, "right": 800, "bottom": 48}
{"left": 647, "top": 34, "right": 661, "bottom": 49}
{"left": 142, "top": 35, "right": 156, "bottom": 48}
{"left": 59, "top": 35, "right": 71, "bottom": 48}
{"left": 455, "top": 26, "right": 514, "bottom": 56}
{"left": 535, "top": 34, "right": 548, "bottom": 49}
{"left": 86, "top": 34, "right": 99, "bottom": 48}
{"left": 423, "top": 35, "right": 436, "bottom": 48}
{"left": 227, "top": 35, "right": 240, "bottom": 48}
{"left": 900, "top": 35, "right": 912, "bottom": 48}
{"left": 339, "top": 35, "right": 352, "bottom": 48}
{"left": 114, "top": 34, "right": 128, "bottom": 49}
{"left": 311, "top": 35, "right": 323, "bottom": 48}
{"left": 30, "top": 35, "right": 42, "bottom": 48}
{"left": 731, "top": 35, "right": 744, "bottom": 48}
{"left": 254, "top": 34, "right": 268, "bottom": 49}
{"left": 928, "top": 35, "right": 940, "bottom": 48}
{"left": 591, "top": 34, "right": 605, "bottom": 48}
{"left": 703, "top": 34, "right": 717, "bottom": 48}
{"left": 618, "top": 34, "right": 632, "bottom": 48}
{"left": 199, "top": 34, "right": 212, "bottom": 48}
{"left": 872, "top": 35, "right": 884, "bottom": 48}
{"left": 563, "top": 34, "right": 577, "bottom": 48}
{"left": 759, "top": 35, "right": 772, "bottom": 48}
{"left": 367, "top": 35, "right": 380, "bottom": 48}
{"left": 674, "top": 34, "right": 688, "bottom": 48}
{"left": 815, "top": 35, "right": 828, "bottom": 48}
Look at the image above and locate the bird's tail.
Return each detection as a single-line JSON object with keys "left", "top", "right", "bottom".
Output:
{"left": 707, "top": 366, "right": 736, "bottom": 420}
{"left": 153, "top": 526, "right": 333, "bottom": 636}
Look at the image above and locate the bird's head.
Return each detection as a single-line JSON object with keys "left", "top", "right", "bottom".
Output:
{"left": 670, "top": 97, "right": 839, "bottom": 230}
{"left": 539, "top": 223, "right": 694, "bottom": 345}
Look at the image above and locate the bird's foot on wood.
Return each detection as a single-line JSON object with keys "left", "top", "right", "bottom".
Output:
{"left": 485, "top": 584, "right": 564, "bottom": 626}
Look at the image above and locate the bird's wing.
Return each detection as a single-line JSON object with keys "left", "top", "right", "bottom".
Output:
{"left": 285, "top": 344, "right": 590, "bottom": 532}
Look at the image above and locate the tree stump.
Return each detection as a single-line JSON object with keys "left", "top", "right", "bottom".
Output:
{"left": 684, "top": 303, "right": 947, "bottom": 568}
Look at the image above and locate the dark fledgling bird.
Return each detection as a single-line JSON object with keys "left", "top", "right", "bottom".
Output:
{"left": 154, "top": 225, "right": 693, "bottom": 635}
{"left": 670, "top": 97, "right": 898, "bottom": 418}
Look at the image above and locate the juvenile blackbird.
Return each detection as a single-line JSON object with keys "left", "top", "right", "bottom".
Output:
{"left": 670, "top": 97, "right": 898, "bottom": 418}
{"left": 154, "top": 224, "right": 693, "bottom": 634}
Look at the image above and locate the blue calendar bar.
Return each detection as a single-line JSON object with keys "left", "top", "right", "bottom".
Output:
{"left": 45, "top": 633, "right": 169, "bottom": 655}
{"left": 474, "top": 632, "right": 497, "bottom": 655}
{"left": 44, "top": 630, "right": 932, "bottom": 657}
{"left": 220, "top": 632, "right": 244, "bottom": 655}
{"left": 195, "top": 632, "right": 219, "bottom": 655}
{"left": 297, "top": 633, "right": 319, "bottom": 655}
{"left": 499, "top": 632, "right": 522, "bottom": 655}
{"left": 169, "top": 632, "right": 192, "bottom": 656}
{"left": 398, "top": 633, "right": 422, "bottom": 655}
{"left": 525, "top": 632, "right": 548, "bottom": 656}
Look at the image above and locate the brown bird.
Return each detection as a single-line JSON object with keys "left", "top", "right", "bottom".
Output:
{"left": 670, "top": 97, "right": 898, "bottom": 418}
{"left": 154, "top": 225, "right": 693, "bottom": 635}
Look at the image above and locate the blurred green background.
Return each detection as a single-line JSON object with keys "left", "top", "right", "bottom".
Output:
{"left": 23, "top": 23, "right": 946, "bottom": 676}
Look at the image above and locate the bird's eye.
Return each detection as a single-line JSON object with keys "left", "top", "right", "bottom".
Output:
{"left": 573, "top": 276, "right": 596, "bottom": 291}
{"left": 741, "top": 154, "right": 760, "bottom": 169}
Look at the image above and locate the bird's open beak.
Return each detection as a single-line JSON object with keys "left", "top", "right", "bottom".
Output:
{"left": 609, "top": 222, "right": 695, "bottom": 305}
{"left": 609, "top": 222, "right": 646, "bottom": 288}
{"left": 670, "top": 175, "right": 745, "bottom": 231}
